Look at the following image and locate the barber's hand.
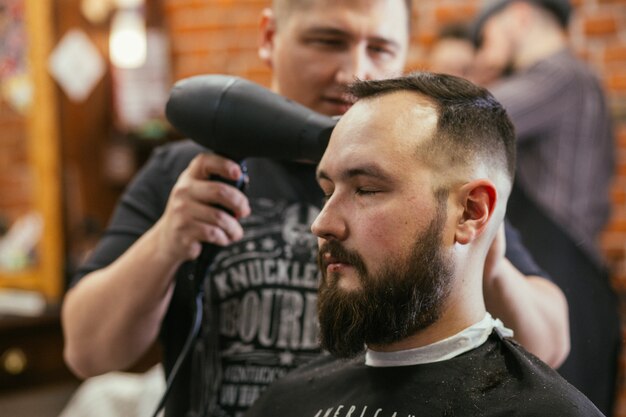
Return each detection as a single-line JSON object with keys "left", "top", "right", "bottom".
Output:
{"left": 155, "top": 153, "right": 251, "bottom": 263}
{"left": 483, "top": 223, "right": 506, "bottom": 284}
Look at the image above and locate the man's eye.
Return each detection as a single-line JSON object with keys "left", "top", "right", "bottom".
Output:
{"left": 355, "top": 188, "right": 379, "bottom": 196}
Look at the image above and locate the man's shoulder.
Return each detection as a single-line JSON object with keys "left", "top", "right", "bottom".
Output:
{"left": 283, "top": 352, "right": 360, "bottom": 380}
{"left": 494, "top": 49, "right": 596, "bottom": 94}
{"left": 247, "top": 337, "right": 604, "bottom": 417}
{"left": 530, "top": 49, "right": 603, "bottom": 90}
{"left": 494, "top": 335, "right": 605, "bottom": 416}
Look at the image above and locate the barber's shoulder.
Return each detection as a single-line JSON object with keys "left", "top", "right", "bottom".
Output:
{"left": 151, "top": 139, "right": 206, "bottom": 173}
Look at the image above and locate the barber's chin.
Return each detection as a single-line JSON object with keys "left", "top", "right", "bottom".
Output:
{"left": 319, "top": 100, "right": 352, "bottom": 116}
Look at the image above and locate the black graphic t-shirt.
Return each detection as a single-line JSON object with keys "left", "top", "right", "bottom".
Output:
{"left": 245, "top": 332, "right": 605, "bottom": 417}
{"left": 73, "top": 140, "right": 324, "bottom": 417}
{"left": 208, "top": 197, "right": 322, "bottom": 416}
{"left": 72, "top": 140, "right": 551, "bottom": 417}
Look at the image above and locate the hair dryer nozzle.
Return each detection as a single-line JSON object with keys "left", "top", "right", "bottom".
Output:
{"left": 165, "top": 75, "right": 337, "bottom": 162}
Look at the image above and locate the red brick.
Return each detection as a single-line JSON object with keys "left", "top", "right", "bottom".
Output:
{"left": 416, "top": 29, "right": 437, "bottom": 48}
{"left": 605, "top": 45, "right": 626, "bottom": 62}
{"left": 434, "top": 4, "right": 479, "bottom": 24}
{"left": 610, "top": 273, "right": 626, "bottom": 292}
{"left": 608, "top": 72, "right": 626, "bottom": 92}
{"left": 607, "top": 214, "right": 626, "bottom": 232}
{"left": 612, "top": 187, "right": 626, "bottom": 205}
{"left": 616, "top": 126, "right": 626, "bottom": 147}
{"left": 601, "top": 235, "right": 626, "bottom": 263}
{"left": 574, "top": 47, "right": 594, "bottom": 62}
{"left": 583, "top": 15, "right": 619, "bottom": 36}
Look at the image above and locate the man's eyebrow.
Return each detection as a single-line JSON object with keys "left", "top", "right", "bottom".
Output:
{"left": 302, "top": 26, "right": 401, "bottom": 50}
{"left": 317, "top": 164, "right": 394, "bottom": 183}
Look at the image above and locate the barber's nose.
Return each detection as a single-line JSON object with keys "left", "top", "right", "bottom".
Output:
{"left": 311, "top": 201, "right": 348, "bottom": 242}
{"left": 335, "top": 45, "right": 374, "bottom": 84}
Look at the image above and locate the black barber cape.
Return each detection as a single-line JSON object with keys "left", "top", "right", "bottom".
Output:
{"left": 245, "top": 331, "right": 604, "bottom": 417}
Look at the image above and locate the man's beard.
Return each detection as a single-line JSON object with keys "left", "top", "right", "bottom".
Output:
{"left": 316, "top": 205, "right": 453, "bottom": 358}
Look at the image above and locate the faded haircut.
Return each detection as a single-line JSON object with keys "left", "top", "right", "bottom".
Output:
{"left": 348, "top": 72, "right": 516, "bottom": 185}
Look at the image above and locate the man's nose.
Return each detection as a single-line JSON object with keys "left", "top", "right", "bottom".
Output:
{"left": 335, "top": 44, "right": 374, "bottom": 84}
{"left": 311, "top": 200, "right": 348, "bottom": 242}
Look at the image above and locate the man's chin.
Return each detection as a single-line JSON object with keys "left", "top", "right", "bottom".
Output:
{"left": 337, "top": 277, "right": 362, "bottom": 292}
{"left": 325, "top": 270, "right": 362, "bottom": 292}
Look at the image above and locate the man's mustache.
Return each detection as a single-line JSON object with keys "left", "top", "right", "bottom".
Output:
{"left": 317, "top": 240, "right": 368, "bottom": 277}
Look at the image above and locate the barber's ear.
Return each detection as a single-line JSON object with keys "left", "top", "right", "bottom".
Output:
{"left": 454, "top": 179, "right": 497, "bottom": 245}
{"left": 258, "top": 9, "right": 276, "bottom": 67}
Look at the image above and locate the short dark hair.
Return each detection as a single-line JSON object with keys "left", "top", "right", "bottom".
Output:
{"left": 348, "top": 72, "right": 516, "bottom": 184}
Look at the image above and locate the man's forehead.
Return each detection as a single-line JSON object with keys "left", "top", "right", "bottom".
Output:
{"left": 319, "top": 91, "right": 439, "bottom": 173}
{"left": 316, "top": 162, "right": 394, "bottom": 184}
{"left": 340, "top": 91, "right": 438, "bottom": 137}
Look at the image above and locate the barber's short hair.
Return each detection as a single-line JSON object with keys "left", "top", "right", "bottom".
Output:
{"left": 272, "top": 0, "right": 413, "bottom": 28}
{"left": 348, "top": 72, "right": 516, "bottom": 184}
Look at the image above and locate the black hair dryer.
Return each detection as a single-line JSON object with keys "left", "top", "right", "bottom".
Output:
{"left": 165, "top": 74, "right": 337, "bottom": 162}
{"left": 165, "top": 74, "right": 337, "bottom": 291}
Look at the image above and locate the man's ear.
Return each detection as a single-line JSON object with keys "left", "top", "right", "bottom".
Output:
{"left": 258, "top": 8, "right": 276, "bottom": 67}
{"left": 454, "top": 179, "right": 497, "bottom": 245}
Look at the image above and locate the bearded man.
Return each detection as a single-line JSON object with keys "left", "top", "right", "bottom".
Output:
{"left": 244, "top": 72, "right": 603, "bottom": 417}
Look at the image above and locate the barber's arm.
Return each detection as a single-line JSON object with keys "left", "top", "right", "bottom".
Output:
{"left": 62, "top": 151, "right": 250, "bottom": 378}
{"left": 483, "top": 221, "right": 570, "bottom": 368}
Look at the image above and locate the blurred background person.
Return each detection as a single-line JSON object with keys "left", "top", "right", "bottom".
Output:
{"left": 428, "top": 22, "right": 476, "bottom": 79}
{"left": 427, "top": 19, "right": 570, "bottom": 370}
{"left": 472, "top": 0, "right": 619, "bottom": 414}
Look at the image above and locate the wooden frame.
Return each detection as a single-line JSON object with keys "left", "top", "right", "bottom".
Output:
{"left": 0, "top": 0, "right": 64, "bottom": 302}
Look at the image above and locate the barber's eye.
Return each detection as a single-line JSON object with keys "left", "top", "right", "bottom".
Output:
{"left": 368, "top": 44, "right": 395, "bottom": 58}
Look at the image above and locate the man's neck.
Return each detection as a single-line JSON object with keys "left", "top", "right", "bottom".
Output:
{"left": 367, "top": 298, "right": 486, "bottom": 352}
{"left": 365, "top": 313, "right": 511, "bottom": 367}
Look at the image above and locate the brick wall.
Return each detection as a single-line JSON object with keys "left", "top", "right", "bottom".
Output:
{"left": 0, "top": 0, "right": 35, "bottom": 231}
{"left": 0, "top": 100, "right": 35, "bottom": 228}
{"left": 163, "top": 0, "right": 270, "bottom": 84}
{"left": 162, "top": 0, "right": 626, "bottom": 414}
